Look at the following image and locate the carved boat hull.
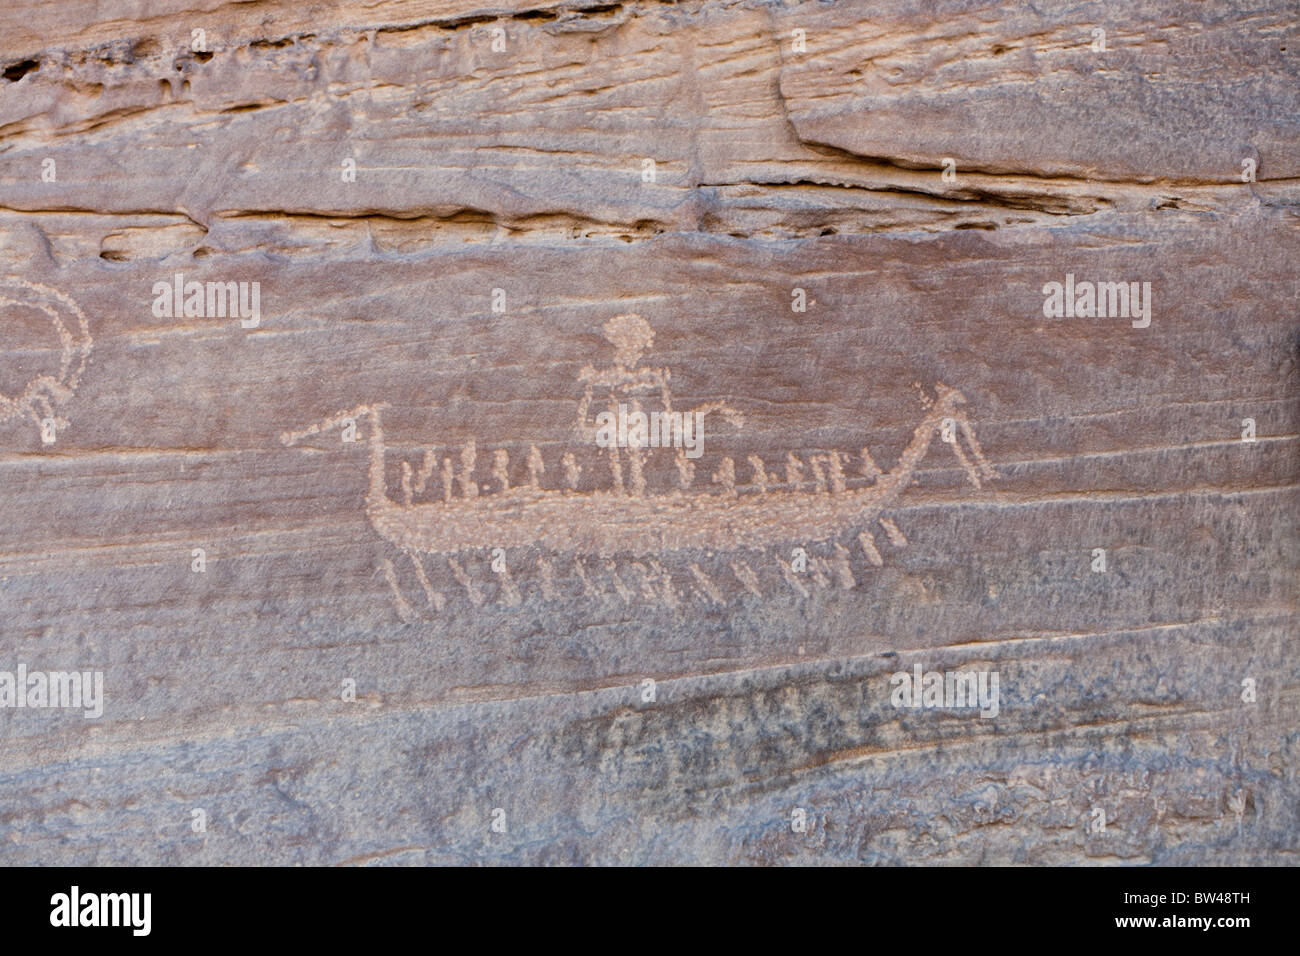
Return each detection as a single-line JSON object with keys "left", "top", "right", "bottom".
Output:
{"left": 367, "top": 483, "right": 900, "bottom": 558}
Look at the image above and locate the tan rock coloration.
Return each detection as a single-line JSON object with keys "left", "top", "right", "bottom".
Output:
{"left": 0, "top": 0, "right": 1296, "bottom": 864}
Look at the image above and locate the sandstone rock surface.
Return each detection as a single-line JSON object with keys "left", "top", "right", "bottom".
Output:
{"left": 0, "top": 0, "right": 1296, "bottom": 865}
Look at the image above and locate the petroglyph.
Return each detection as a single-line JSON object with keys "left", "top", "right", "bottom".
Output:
{"left": 730, "top": 561, "right": 764, "bottom": 599}
{"left": 832, "top": 543, "right": 856, "bottom": 590}
{"left": 537, "top": 556, "right": 557, "bottom": 601}
{"left": 574, "top": 558, "right": 600, "bottom": 598}
{"left": 497, "top": 565, "right": 522, "bottom": 608}
{"left": 607, "top": 560, "right": 633, "bottom": 604}
{"left": 280, "top": 319, "right": 998, "bottom": 618}
{"left": 446, "top": 557, "right": 483, "bottom": 607}
{"left": 0, "top": 279, "right": 92, "bottom": 443}
{"left": 779, "top": 557, "right": 811, "bottom": 598}
{"left": 379, "top": 558, "right": 416, "bottom": 624}
{"left": 860, "top": 530, "right": 885, "bottom": 567}
{"left": 690, "top": 563, "right": 725, "bottom": 604}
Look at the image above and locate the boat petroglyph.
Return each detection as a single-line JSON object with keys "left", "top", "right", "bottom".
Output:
{"left": 281, "top": 316, "right": 998, "bottom": 617}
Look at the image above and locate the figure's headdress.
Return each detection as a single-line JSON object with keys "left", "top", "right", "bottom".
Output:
{"left": 602, "top": 313, "right": 654, "bottom": 368}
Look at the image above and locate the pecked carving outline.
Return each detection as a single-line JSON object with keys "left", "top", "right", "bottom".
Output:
{"left": 282, "top": 318, "right": 999, "bottom": 616}
{"left": 0, "top": 278, "right": 93, "bottom": 441}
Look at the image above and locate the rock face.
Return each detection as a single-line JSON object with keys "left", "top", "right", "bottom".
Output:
{"left": 0, "top": 0, "right": 1296, "bottom": 865}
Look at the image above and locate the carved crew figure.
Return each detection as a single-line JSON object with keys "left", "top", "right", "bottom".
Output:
{"left": 576, "top": 314, "right": 673, "bottom": 495}
{"left": 576, "top": 314, "right": 742, "bottom": 495}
